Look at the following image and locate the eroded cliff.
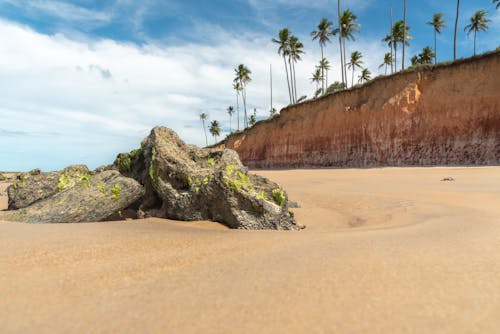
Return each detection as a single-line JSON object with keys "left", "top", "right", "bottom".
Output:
{"left": 220, "top": 51, "right": 500, "bottom": 168}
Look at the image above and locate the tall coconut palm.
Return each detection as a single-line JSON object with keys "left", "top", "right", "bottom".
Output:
{"left": 454, "top": 0, "right": 460, "bottom": 61}
{"left": 272, "top": 28, "right": 292, "bottom": 104}
{"left": 311, "top": 18, "right": 335, "bottom": 92}
{"left": 389, "top": 0, "right": 394, "bottom": 73}
{"left": 358, "top": 68, "right": 372, "bottom": 84}
{"left": 319, "top": 58, "right": 331, "bottom": 88}
{"left": 494, "top": 0, "right": 500, "bottom": 9}
{"left": 340, "top": 9, "right": 361, "bottom": 82}
{"left": 310, "top": 67, "right": 322, "bottom": 92}
{"left": 289, "top": 35, "right": 305, "bottom": 103}
{"left": 227, "top": 106, "right": 235, "bottom": 133}
{"left": 234, "top": 64, "right": 251, "bottom": 129}
{"left": 427, "top": 13, "right": 446, "bottom": 64}
{"left": 233, "top": 82, "right": 242, "bottom": 131}
{"left": 402, "top": 0, "right": 407, "bottom": 70}
{"left": 464, "top": 10, "right": 491, "bottom": 56}
{"left": 379, "top": 52, "right": 393, "bottom": 75}
{"left": 199, "top": 113, "right": 208, "bottom": 146}
{"left": 337, "top": 0, "right": 345, "bottom": 85}
{"left": 209, "top": 120, "right": 221, "bottom": 144}
{"left": 392, "top": 20, "right": 411, "bottom": 72}
{"left": 347, "top": 51, "right": 363, "bottom": 87}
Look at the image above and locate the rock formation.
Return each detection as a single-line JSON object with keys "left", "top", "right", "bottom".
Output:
{"left": 114, "top": 126, "right": 300, "bottom": 230}
{"left": 218, "top": 51, "right": 500, "bottom": 168}
{"left": 1, "top": 127, "right": 300, "bottom": 230}
{"left": 0, "top": 170, "right": 144, "bottom": 224}
{"left": 8, "top": 165, "right": 90, "bottom": 209}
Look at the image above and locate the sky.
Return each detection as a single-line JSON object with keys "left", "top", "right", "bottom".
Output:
{"left": 0, "top": 0, "right": 498, "bottom": 171}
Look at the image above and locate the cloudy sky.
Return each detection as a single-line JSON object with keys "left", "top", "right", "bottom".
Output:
{"left": 0, "top": 0, "right": 498, "bottom": 171}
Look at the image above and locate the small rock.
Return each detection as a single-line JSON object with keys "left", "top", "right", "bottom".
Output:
{"left": 441, "top": 177, "right": 455, "bottom": 182}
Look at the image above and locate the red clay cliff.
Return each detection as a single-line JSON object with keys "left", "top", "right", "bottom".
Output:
{"left": 219, "top": 51, "right": 500, "bottom": 168}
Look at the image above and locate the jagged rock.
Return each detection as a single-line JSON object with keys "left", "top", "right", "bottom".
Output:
{"left": 0, "top": 171, "right": 144, "bottom": 223}
{"left": 114, "top": 126, "right": 301, "bottom": 230}
{"left": 7, "top": 165, "right": 90, "bottom": 209}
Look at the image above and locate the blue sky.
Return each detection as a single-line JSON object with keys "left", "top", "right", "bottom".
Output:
{"left": 0, "top": 0, "right": 498, "bottom": 171}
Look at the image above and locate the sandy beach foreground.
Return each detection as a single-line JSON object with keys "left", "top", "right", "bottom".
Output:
{"left": 1, "top": 167, "right": 499, "bottom": 333}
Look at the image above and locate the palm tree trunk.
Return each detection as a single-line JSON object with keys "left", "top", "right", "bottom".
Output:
{"left": 390, "top": 0, "right": 394, "bottom": 73}
{"left": 283, "top": 55, "right": 292, "bottom": 104}
{"left": 320, "top": 45, "right": 324, "bottom": 92}
{"left": 352, "top": 68, "right": 354, "bottom": 87}
{"left": 290, "top": 59, "right": 296, "bottom": 103}
{"left": 229, "top": 115, "right": 232, "bottom": 133}
{"left": 236, "top": 91, "right": 240, "bottom": 131}
{"left": 454, "top": 0, "right": 460, "bottom": 61}
{"left": 288, "top": 58, "right": 294, "bottom": 103}
{"left": 474, "top": 30, "right": 476, "bottom": 56}
{"left": 343, "top": 40, "right": 348, "bottom": 87}
{"left": 434, "top": 30, "right": 437, "bottom": 64}
{"left": 402, "top": 0, "right": 406, "bottom": 71}
{"left": 292, "top": 61, "right": 298, "bottom": 102}
{"left": 394, "top": 44, "right": 398, "bottom": 72}
{"left": 338, "top": 0, "right": 344, "bottom": 86}
{"left": 202, "top": 120, "right": 208, "bottom": 146}
{"left": 242, "top": 84, "right": 248, "bottom": 128}
{"left": 385, "top": 64, "right": 388, "bottom": 75}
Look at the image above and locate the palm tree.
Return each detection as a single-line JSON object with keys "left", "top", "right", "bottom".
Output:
{"left": 358, "top": 68, "right": 371, "bottom": 84}
{"left": 249, "top": 115, "right": 257, "bottom": 127}
{"left": 464, "top": 10, "right": 491, "bottom": 56}
{"left": 272, "top": 28, "right": 292, "bottom": 104}
{"left": 199, "top": 113, "right": 208, "bottom": 146}
{"left": 234, "top": 64, "right": 251, "bottom": 129}
{"left": 311, "top": 18, "right": 335, "bottom": 92}
{"left": 319, "top": 58, "right": 331, "bottom": 88}
{"left": 454, "top": 0, "right": 460, "bottom": 61}
{"left": 340, "top": 10, "right": 360, "bottom": 82}
{"left": 427, "top": 13, "right": 446, "bottom": 64}
{"left": 233, "top": 82, "right": 242, "bottom": 131}
{"left": 392, "top": 20, "right": 411, "bottom": 72}
{"left": 310, "top": 67, "right": 322, "bottom": 91}
{"left": 337, "top": 0, "right": 345, "bottom": 86}
{"left": 379, "top": 52, "right": 393, "bottom": 75}
{"left": 289, "top": 35, "right": 305, "bottom": 103}
{"left": 402, "top": 0, "right": 407, "bottom": 70}
{"left": 209, "top": 120, "right": 221, "bottom": 144}
{"left": 227, "top": 106, "right": 235, "bottom": 133}
{"left": 411, "top": 46, "right": 436, "bottom": 66}
{"left": 494, "top": 0, "right": 500, "bottom": 9}
{"left": 383, "top": 33, "right": 396, "bottom": 72}
{"left": 347, "top": 51, "right": 363, "bottom": 87}
{"left": 419, "top": 46, "right": 436, "bottom": 64}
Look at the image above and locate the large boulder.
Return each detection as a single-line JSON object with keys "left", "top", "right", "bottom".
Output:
{"left": 7, "top": 165, "right": 90, "bottom": 209}
{"left": 0, "top": 171, "right": 144, "bottom": 223}
{"left": 114, "top": 126, "right": 301, "bottom": 230}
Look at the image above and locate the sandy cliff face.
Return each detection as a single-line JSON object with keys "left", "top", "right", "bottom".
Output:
{"left": 220, "top": 52, "right": 500, "bottom": 168}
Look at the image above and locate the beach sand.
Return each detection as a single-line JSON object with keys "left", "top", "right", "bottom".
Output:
{"left": 1, "top": 167, "right": 499, "bottom": 333}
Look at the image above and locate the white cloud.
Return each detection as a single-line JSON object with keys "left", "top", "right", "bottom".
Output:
{"left": 2, "top": 0, "right": 111, "bottom": 24}
{"left": 0, "top": 18, "right": 387, "bottom": 171}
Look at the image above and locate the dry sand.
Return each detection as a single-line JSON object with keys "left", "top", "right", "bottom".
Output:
{"left": 1, "top": 167, "right": 500, "bottom": 333}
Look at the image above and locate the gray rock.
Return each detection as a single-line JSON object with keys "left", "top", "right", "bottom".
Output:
{"left": 115, "top": 126, "right": 302, "bottom": 230}
{"left": 0, "top": 171, "right": 144, "bottom": 223}
{"left": 7, "top": 165, "right": 90, "bottom": 209}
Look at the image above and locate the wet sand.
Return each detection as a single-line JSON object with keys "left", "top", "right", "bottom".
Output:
{"left": 1, "top": 167, "right": 500, "bottom": 333}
